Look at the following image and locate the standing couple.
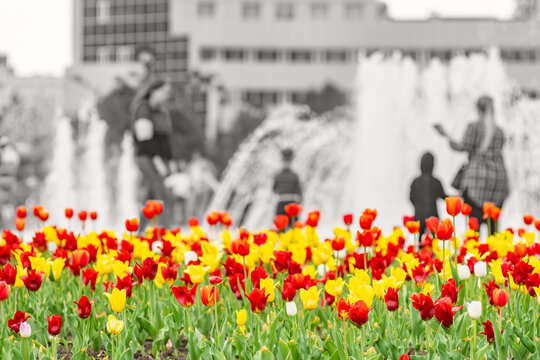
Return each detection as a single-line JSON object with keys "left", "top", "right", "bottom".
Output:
{"left": 411, "top": 95, "right": 509, "bottom": 234}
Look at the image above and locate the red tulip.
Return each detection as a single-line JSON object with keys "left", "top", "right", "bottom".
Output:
{"left": 399, "top": 355, "right": 411, "bottom": 360}
{"left": 142, "top": 205, "right": 155, "bottom": 220}
{"left": 65, "top": 208, "right": 74, "bottom": 219}
{"left": 343, "top": 214, "right": 353, "bottom": 227}
{"left": 0, "top": 280, "right": 10, "bottom": 301}
{"left": 90, "top": 211, "right": 98, "bottom": 221}
{"left": 490, "top": 207, "right": 501, "bottom": 221}
{"left": 206, "top": 212, "right": 219, "bottom": 226}
{"left": 16, "top": 206, "right": 27, "bottom": 219}
{"left": 384, "top": 287, "right": 399, "bottom": 311}
{"left": 247, "top": 288, "right": 270, "bottom": 313}
{"left": 82, "top": 268, "right": 99, "bottom": 291}
{"left": 125, "top": 218, "right": 139, "bottom": 233}
{"left": 441, "top": 279, "right": 463, "bottom": 304}
{"left": 8, "top": 311, "right": 31, "bottom": 334}
{"left": 171, "top": 285, "right": 197, "bottom": 308}
{"left": 115, "top": 274, "right": 135, "bottom": 298}
{"left": 15, "top": 217, "right": 25, "bottom": 231}
{"left": 403, "top": 215, "right": 415, "bottom": 227}
{"left": 480, "top": 320, "right": 496, "bottom": 343}
{"left": 461, "top": 203, "right": 472, "bottom": 216}
{"left": 445, "top": 196, "right": 462, "bottom": 217}
{"left": 142, "top": 257, "right": 158, "bottom": 281}
{"left": 274, "top": 214, "right": 289, "bottom": 231}
{"left": 336, "top": 298, "right": 350, "bottom": 319}
{"left": 483, "top": 280, "right": 500, "bottom": 306}
{"left": 20, "top": 269, "right": 44, "bottom": 292}
{"left": 357, "top": 230, "right": 374, "bottom": 247}
{"left": 148, "top": 200, "right": 163, "bottom": 215}
{"left": 78, "top": 211, "right": 87, "bottom": 221}
{"left": 305, "top": 211, "right": 320, "bottom": 227}
{"left": 468, "top": 217, "right": 479, "bottom": 231}
{"left": 221, "top": 213, "right": 232, "bottom": 227}
{"left": 290, "top": 273, "right": 306, "bottom": 290}
{"left": 2, "top": 264, "right": 17, "bottom": 286}
{"left": 284, "top": 203, "right": 301, "bottom": 218}
{"left": 72, "top": 249, "right": 90, "bottom": 269}
{"left": 434, "top": 297, "right": 462, "bottom": 328}
{"left": 492, "top": 289, "right": 509, "bottom": 307}
{"left": 32, "top": 205, "right": 43, "bottom": 217}
{"left": 331, "top": 237, "right": 345, "bottom": 251}
{"left": 411, "top": 293, "right": 435, "bottom": 321}
{"left": 47, "top": 314, "right": 62, "bottom": 336}
{"left": 348, "top": 300, "right": 372, "bottom": 327}
{"left": 279, "top": 281, "right": 297, "bottom": 302}
{"left": 436, "top": 219, "right": 453, "bottom": 240}
{"left": 359, "top": 214, "right": 374, "bottom": 230}
{"left": 201, "top": 285, "right": 219, "bottom": 306}
{"left": 425, "top": 217, "right": 440, "bottom": 234}
{"left": 253, "top": 233, "right": 267, "bottom": 246}
{"left": 209, "top": 275, "right": 223, "bottom": 285}
{"left": 231, "top": 238, "right": 250, "bottom": 257}
{"left": 405, "top": 221, "right": 420, "bottom": 234}
{"left": 535, "top": 220, "right": 540, "bottom": 231}
{"left": 74, "top": 295, "right": 95, "bottom": 319}
{"left": 188, "top": 218, "right": 199, "bottom": 227}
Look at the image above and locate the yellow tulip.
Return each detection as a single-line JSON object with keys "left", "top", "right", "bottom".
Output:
{"left": 236, "top": 309, "right": 247, "bottom": 327}
{"left": 422, "top": 283, "right": 434, "bottom": 295}
{"left": 508, "top": 274, "right": 519, "bottom": 291}
{"left": 300, "top": 286, "right": 321, "bottom": 310}
{"left": 353, "top": 269, "right": 371, "bottom": 285}
{"left": 489, "top": 260, "right": 506, "bottom": 284}
{"left": 112, "top": 260, "right": 132, "bottom": 279}
{"left": 347, "top": 283, "right": 374, "bottom": 307}
{"left": 184, "top": 264, "right": 208, "bottom": 284}
{"left": 51, "top": 258, "right": 65, "bottom": 281}
{"left": 302, "top": 265, "right": 317, "bottom": 280}
{"left": 29, "top": 256, "right": 51, "bottom": 278}
{"left": 372, "top": 280, "right": 385, "bottom": 299}
{"left": 390, "top": 267, "right": 407, "bottom": 288}
{"left": 14, "top": 266, "right": 27, "bottom": 288}
{"left": 104, "top": 288, "right": 126, "bottom": 313}
{"left": 106, "top": 315, "right": 124, "bottom": 334}
{"left": 534, "top": 287, "right": 540, "bottom": 305}
{"left": 325, "top": 278, "right": 344, "bottom": 297}
{"left": 260, "top": 278, "right": 275, "bottom": 302}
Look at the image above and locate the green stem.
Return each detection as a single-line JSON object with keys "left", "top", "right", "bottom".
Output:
{"left": 24, "top": 337, "right": 28, "bottom": 360}
{"left": 343, "top": 318, "right": 348, "bottom": 358}
{"left": 442, "top": 240, "right": 446, "bottom": 284}
{"left": 360, "top": 325, "right": 365, "bottom": 360}
{"left": 452, "top": 216, "right": 457, "bottom": 265}
{"left": 472, "top": 319, "right": 477, "bottom": 360}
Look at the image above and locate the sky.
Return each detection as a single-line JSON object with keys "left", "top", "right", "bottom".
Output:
{"left": 0, "top": 0, "right": 517, "bottom": 77}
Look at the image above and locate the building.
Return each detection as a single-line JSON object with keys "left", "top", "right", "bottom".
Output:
{"left": 68, "top": 0, "right": 198, "bottom": 114}
{"left": 170, "top": 0, "right": 540, "bottom": 108}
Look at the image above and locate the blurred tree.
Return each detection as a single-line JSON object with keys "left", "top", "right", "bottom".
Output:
{"left": 305, "top": 83, "right": 348, "bottom": 115}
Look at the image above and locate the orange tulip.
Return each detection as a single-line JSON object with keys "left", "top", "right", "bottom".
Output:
{"left": 482, "top": 202, "right": 495, "bottom": 219}
{"left": 15, "top": 217, "right": 25, "bottom": 231}
{"left": 72, "top": 249, "right": 90, "bottom": 269}
{"left": 445, "top": 197, "right": 462, "bottom": 217}
{"left": 492, "top": 289, "right": 509, "bottom": 307}
{"left": 436, "top": 219, "right": 453, "bottom": 240}
{"left": 461, "top": 204, "right": 472, "bottom": 217}
{"left": 405, "top": 221, "right": 420, "bottom": 234}
{"left": 201, "top": 285, "right": 219, "bottom": 306}
{"left": 16, "top": 206, "right": 27, "bottom": 219}
{"left": 523, "top": 215, "right": 533, "bottom": 225}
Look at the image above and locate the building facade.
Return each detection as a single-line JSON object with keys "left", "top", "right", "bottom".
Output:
{"left": 170, "top": 0, "right": 540, "bottom": 108}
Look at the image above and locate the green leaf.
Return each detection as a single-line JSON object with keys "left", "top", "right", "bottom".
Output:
{"left": 136, "top": 315, "right": 158, "bottom": 338}
{"left": 253, "top": 348, "right": 276, "bottom": 360}
{"left": 288, "top": 341, "right": 301, "bottom": 360}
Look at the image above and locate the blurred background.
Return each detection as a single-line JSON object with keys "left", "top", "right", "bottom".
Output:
{"left": 0, "top": 0, "right": 539, "bottom": 232}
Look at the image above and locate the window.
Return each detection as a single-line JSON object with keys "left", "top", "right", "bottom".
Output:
{"left": 97, "top": 0, "right": 111, "bottom": 24}
{"left": 311, "top": 2, "right": 328, "bottom": 19}
{"left": 322, "top": 50, "right": 350, "bottom": 63}
{"left": 243, "top": 91, "right": 280, "bottom": 107}
{"left": 198, "top": 1, "right": 215, "bottom": 18}
{"left": 97, "top": 46, "right": 111, "bottom": 63}
{"left": 287, "top": 50, "right": 314, "bottom": 63}
{"left": 222, "top": 48, "right": 247, "bottom": 61}
{"left": 276, "top": 2, "right": 294, "bottom": 20}
{"left": 255, "top": 49, "right": 281, "bottom": 62}
{"left": 200, "top": 48, "right": 217, "bottom": 61}
{"left": 242, "top": 2, "right": 261, "bottom": 19}
{"left": 345, "top": 2, "right": 363, "bottom": 18}
{"left": 116, "top": 46, "right": 133, "bottom": 62}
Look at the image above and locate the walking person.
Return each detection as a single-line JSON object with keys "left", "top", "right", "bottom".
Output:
{"left": 273, "top": 148, "right": 302, "bottom": 217}
{"left": 435, "top": 95, "right": 509, "bottom": 233}
{"left": 131, "top": 79, "right": 176, "bottom": 231}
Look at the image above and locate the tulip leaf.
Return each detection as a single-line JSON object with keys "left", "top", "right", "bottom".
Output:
{"left": 288, "top": 341, "right": 301, "bottom": 360}
{"left": 278, "top": 339, "right": 290, "bottom": 359}
{"left": 253, "top": 348, "right": 276, "bottom": 360}
{"left": 136, "top": 315, "right": 158, "bottom": 338}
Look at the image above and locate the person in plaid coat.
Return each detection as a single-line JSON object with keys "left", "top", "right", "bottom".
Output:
{"left": 436, "top": 96, "right": 509, "bottom": 227}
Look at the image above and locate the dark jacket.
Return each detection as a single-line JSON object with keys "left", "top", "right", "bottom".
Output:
{"left": 410, "top": 154, "right": 446, "bottom": 222}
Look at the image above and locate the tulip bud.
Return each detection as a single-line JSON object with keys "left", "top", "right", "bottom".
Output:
{"left": 236, "top": 309, "right": 247, "bottom": 327}
{"left": 184, "top": 251, "right": 198, "bottom": 265}
{"left": 286, "top": 301, "right": 297, "bottom": 316}
{"left": 19, "top": 322, "right": 31, "bottom": 338}
{"left": 458, "top": 265, "right": 471, "bottom": 280}
{"left": 466, "top": 301, "right": 482, "bottom": 319}
{"left": 474, "top": 261, "right": 487, "bottom": 277}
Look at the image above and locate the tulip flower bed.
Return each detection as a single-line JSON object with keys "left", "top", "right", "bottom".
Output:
{"left": 1, "top": 200, "right": 539, "bottom": 359}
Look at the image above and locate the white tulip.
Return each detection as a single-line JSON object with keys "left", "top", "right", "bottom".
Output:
{"left": 19, "top": 322, "right": 31, "bottom": 338}
{"left": 458, "top": 265, "right": 471, "bottom": 280}
{"left": 317, "top": 264, "right": 328, "bottom": 278}
{"left": 286, "top": 301, "right": 297, "bottom": 316}
{"left": 466, "top": 301, "right": 482, "bottom": 319}
{"left": 474, "top": 261, "right": 487, "bottom": 277}
{"left": 184, "top": 251, "right": 198, "bottom": 265}
{"left": 151, "top": 241, "right": 163, "bottom": 255}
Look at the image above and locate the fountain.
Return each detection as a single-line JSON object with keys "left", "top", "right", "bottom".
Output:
{"left": 210, "top": 49, "right": 540, "bottom": 232}
{"left": 116, "top": 133, "right": 140, "bottom": 223}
